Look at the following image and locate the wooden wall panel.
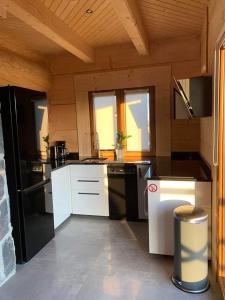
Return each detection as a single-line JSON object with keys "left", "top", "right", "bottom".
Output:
{"left": 50, "top": 36, "right": 201, "bottom": 75}
{"left": 48, "top": 104, "right": 77, "bottom": 131}
{"left": 0, "top": 49, "right": 51, "bottom": 91}
{"left": 50, "top": 129, "right": 78, "bottom": 152}
{"left": 48, "top": 36, "right": 201, "bottom": 155}
{"left": 171, "top": 119, "right": 200, "bottom": 152}
{"left": 48, "top": 74, "right": 78, "bottom": 151}
{"left": 48, "top": 74, "right": 75, "bottom": 104}
{"left": 48, "top": 103, "right": 78, "bottom": 150}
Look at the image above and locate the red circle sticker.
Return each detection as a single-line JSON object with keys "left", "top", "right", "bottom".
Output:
{"left": 148, "top": 184, "right": 158, "bottom": 192}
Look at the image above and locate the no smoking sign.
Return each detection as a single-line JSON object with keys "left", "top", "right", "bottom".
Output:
{"left": 148, "top": 184, "right": 158, "bottom": 192}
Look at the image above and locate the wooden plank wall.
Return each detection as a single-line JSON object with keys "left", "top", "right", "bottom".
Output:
{"left": 171, "top": 119, "right": 200, "bottom": 152}
{"left": 48, "top": 36, "right": 202, "bottom": 155}
{"left": 0, "top": 49, "right": 51, "bottom": 91}
{"left": 48, "top": 74, "right": 78, "bottom": 151}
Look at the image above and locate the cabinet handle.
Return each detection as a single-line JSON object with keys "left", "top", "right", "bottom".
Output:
{"left": 77, "top": 180, "right": 99, "bottom": 183}
{"left": 78, "top": 192, "right": 100, "bottom": 195}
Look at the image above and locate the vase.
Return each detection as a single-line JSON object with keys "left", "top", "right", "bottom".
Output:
{"left": 116, "top": 149, "right": 124, "bottom": 160}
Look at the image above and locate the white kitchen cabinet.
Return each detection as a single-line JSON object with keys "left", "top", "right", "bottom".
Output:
{"left": 147, "top": 180, "right": 211, "bottom": 256}
{"left": 70, "top": 165, "right": 107, "bottom": 178}
{"left": 71, "top": 191, "right": 108, "bottom": 216}
{"left": 70, "top": 165, "right": 109, "bottom": 216}
{"left": 52, "top": 166, "right": 71, "bottom": 229}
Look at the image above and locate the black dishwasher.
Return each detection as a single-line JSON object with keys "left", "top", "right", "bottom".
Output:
{"left": 107, "top": 164, "right": 138, "bottom": 221}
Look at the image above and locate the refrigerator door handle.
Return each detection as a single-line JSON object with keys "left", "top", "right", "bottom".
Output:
{"left": 21, "top": 179, "right": 51, "bottom": 194}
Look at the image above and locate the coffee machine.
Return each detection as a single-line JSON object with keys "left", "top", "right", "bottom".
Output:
{"left": 50, "top": 141, "right": 67, "bottom": 163}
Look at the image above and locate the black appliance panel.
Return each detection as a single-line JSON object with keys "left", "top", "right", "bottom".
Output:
{"left": 13, "top": 87, "right": 46, "bottom": 189}
{"left": 0, "top": 86, "right": 54, "bottom": 263}
{"left": 21, "top": 180, "right": 54, "bottom": 262}
{"left": 107, "top": 165, "right": 138, "bottom": 221}
{"left": 108, "top": 172, "right": 126, "bottom": 220}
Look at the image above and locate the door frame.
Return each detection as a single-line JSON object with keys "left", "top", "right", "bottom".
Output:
{"left": 218, "top": 46, "right": 225, "bottom": 277}
{"left": 215, "top": 28, "right": 225, "bottom": 278}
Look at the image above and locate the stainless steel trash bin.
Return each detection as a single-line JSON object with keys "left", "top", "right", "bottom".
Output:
{"left": 171, "top": 205, "right": 209, "bottom": 293}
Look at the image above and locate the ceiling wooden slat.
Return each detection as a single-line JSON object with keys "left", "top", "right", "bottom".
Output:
{"left": 63, "top": 0, "right": 88, "bottom": 25}
{"left": 139, "top": 0, "right": 208, "bottom": 41}
{"left": 76, "top": 2, "right": 115, "bottom": 36}
{"left": 141, "top": 3, "right": 204, "bottom": 25}
{"left": 55, "top": 0, "right": 71, "bottom": 17}
{"left": 50, "top": 0, "right": 130, "bottom": 48}
{"left": 71, "top": 0, "right": 105, "bottom": 30}
{"left": 143, "top": 0, "right": 205, "bottom": 20}
{"left": 49, "top": 0, "right": 61, "bottom": 13}
{"left": 44, "top": 0, "right": 53, "bottom": 8}
{"left": 142, "top": 11, "right": 201, "bottom": 29}
{"left": 67, "top": 0, "right": 93, "bottom": 28}
{"left": 59, "top": 0, "right": 79, "bottom": 21}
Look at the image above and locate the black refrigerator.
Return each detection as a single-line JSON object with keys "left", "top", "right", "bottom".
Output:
{"left": 0, "top": 86, "right": 54, "bottom": 263}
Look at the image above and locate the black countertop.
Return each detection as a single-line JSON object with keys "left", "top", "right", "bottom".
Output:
{"left": 50, "top": 156, "right": 151, "bottom": 170}
{"left": 50, "top": 156, "right": 211, "bottom": 182}
{"left": 145, "top": 157, "right": 211, "bottom": 182}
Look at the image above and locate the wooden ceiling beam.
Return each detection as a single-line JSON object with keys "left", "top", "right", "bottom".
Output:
{"left": 110, "top": 0, "right": 150, "bottom": 55}
{"left": 1, "top": 0, "right": 95, "bottom": 62}
{"left": 0, "top": 49, "right": 52, "bottom": 91}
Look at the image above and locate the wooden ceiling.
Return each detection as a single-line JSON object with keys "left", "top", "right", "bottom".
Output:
{"left": 0, "top": 0, "right": 209, "bottom": 62}
{"left": 140, "top": 0, "right": 209, "bottom": 40}
{"left": 41, "top": 0, "right": 130, "bottom": 47}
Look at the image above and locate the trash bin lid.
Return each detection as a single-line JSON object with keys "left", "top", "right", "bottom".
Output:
{"left": 174, "top": 205, "right": 208, "bottom": 223}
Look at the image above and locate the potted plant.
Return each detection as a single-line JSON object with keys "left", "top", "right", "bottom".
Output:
{"left": 42, "top": 134, "right": 50, "bottom": 160}
{"left": 115, "top": 131, "right": 131, "bottom": 160}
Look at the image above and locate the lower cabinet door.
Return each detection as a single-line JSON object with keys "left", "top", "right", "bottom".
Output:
{"left": 52, "top": 166, "right": 71, "bottom": 229}
{"left": 71, "top": 191, "right": 109, "bottom": 216}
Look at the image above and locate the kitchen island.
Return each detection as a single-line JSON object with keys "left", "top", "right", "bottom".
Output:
{"left": 145, "top": 157, "right": 211, "bottom": 256}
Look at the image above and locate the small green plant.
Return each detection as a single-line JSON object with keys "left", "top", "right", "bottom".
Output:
{"left": 116, "top": 131, "right": 131, "bottom": 149}
{"left": 42, "top": 134, "right": 49, "bottom": 150}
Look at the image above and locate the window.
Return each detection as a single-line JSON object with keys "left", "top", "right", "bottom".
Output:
{"left": 90, "top": 87, "right": 155, "bottom": 157}
{"left": 124, "top": 89, "right": 150, "bottom": 151}
{"left": 92, "top": 92, "right": 117, "bottom": 150}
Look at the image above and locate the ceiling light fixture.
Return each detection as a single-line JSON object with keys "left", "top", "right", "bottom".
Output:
{"left": 85, "top": 8, "right": 93, "bottom": 15}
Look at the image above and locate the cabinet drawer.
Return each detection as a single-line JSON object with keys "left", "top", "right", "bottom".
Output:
{"left": 71, "top": 191, "right": 109, "bottom": 216}
{"left": 71, "top": 177, "right": 107, "bottom": 192}
{"left": 70, "top": 165, "right": 107, "bottom": 178}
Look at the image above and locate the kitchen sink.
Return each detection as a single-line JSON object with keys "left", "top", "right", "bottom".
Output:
{"left": 81, "top": 157, "right": 108, "bottom": 163}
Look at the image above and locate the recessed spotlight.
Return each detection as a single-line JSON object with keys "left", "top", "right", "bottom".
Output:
{"left": 85, "top": 8, "right": 93, "bottom": 15}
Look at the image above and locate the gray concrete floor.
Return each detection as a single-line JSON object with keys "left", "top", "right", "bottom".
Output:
{"left": 0, "top": 216, "right": 222, "bottom": 300}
